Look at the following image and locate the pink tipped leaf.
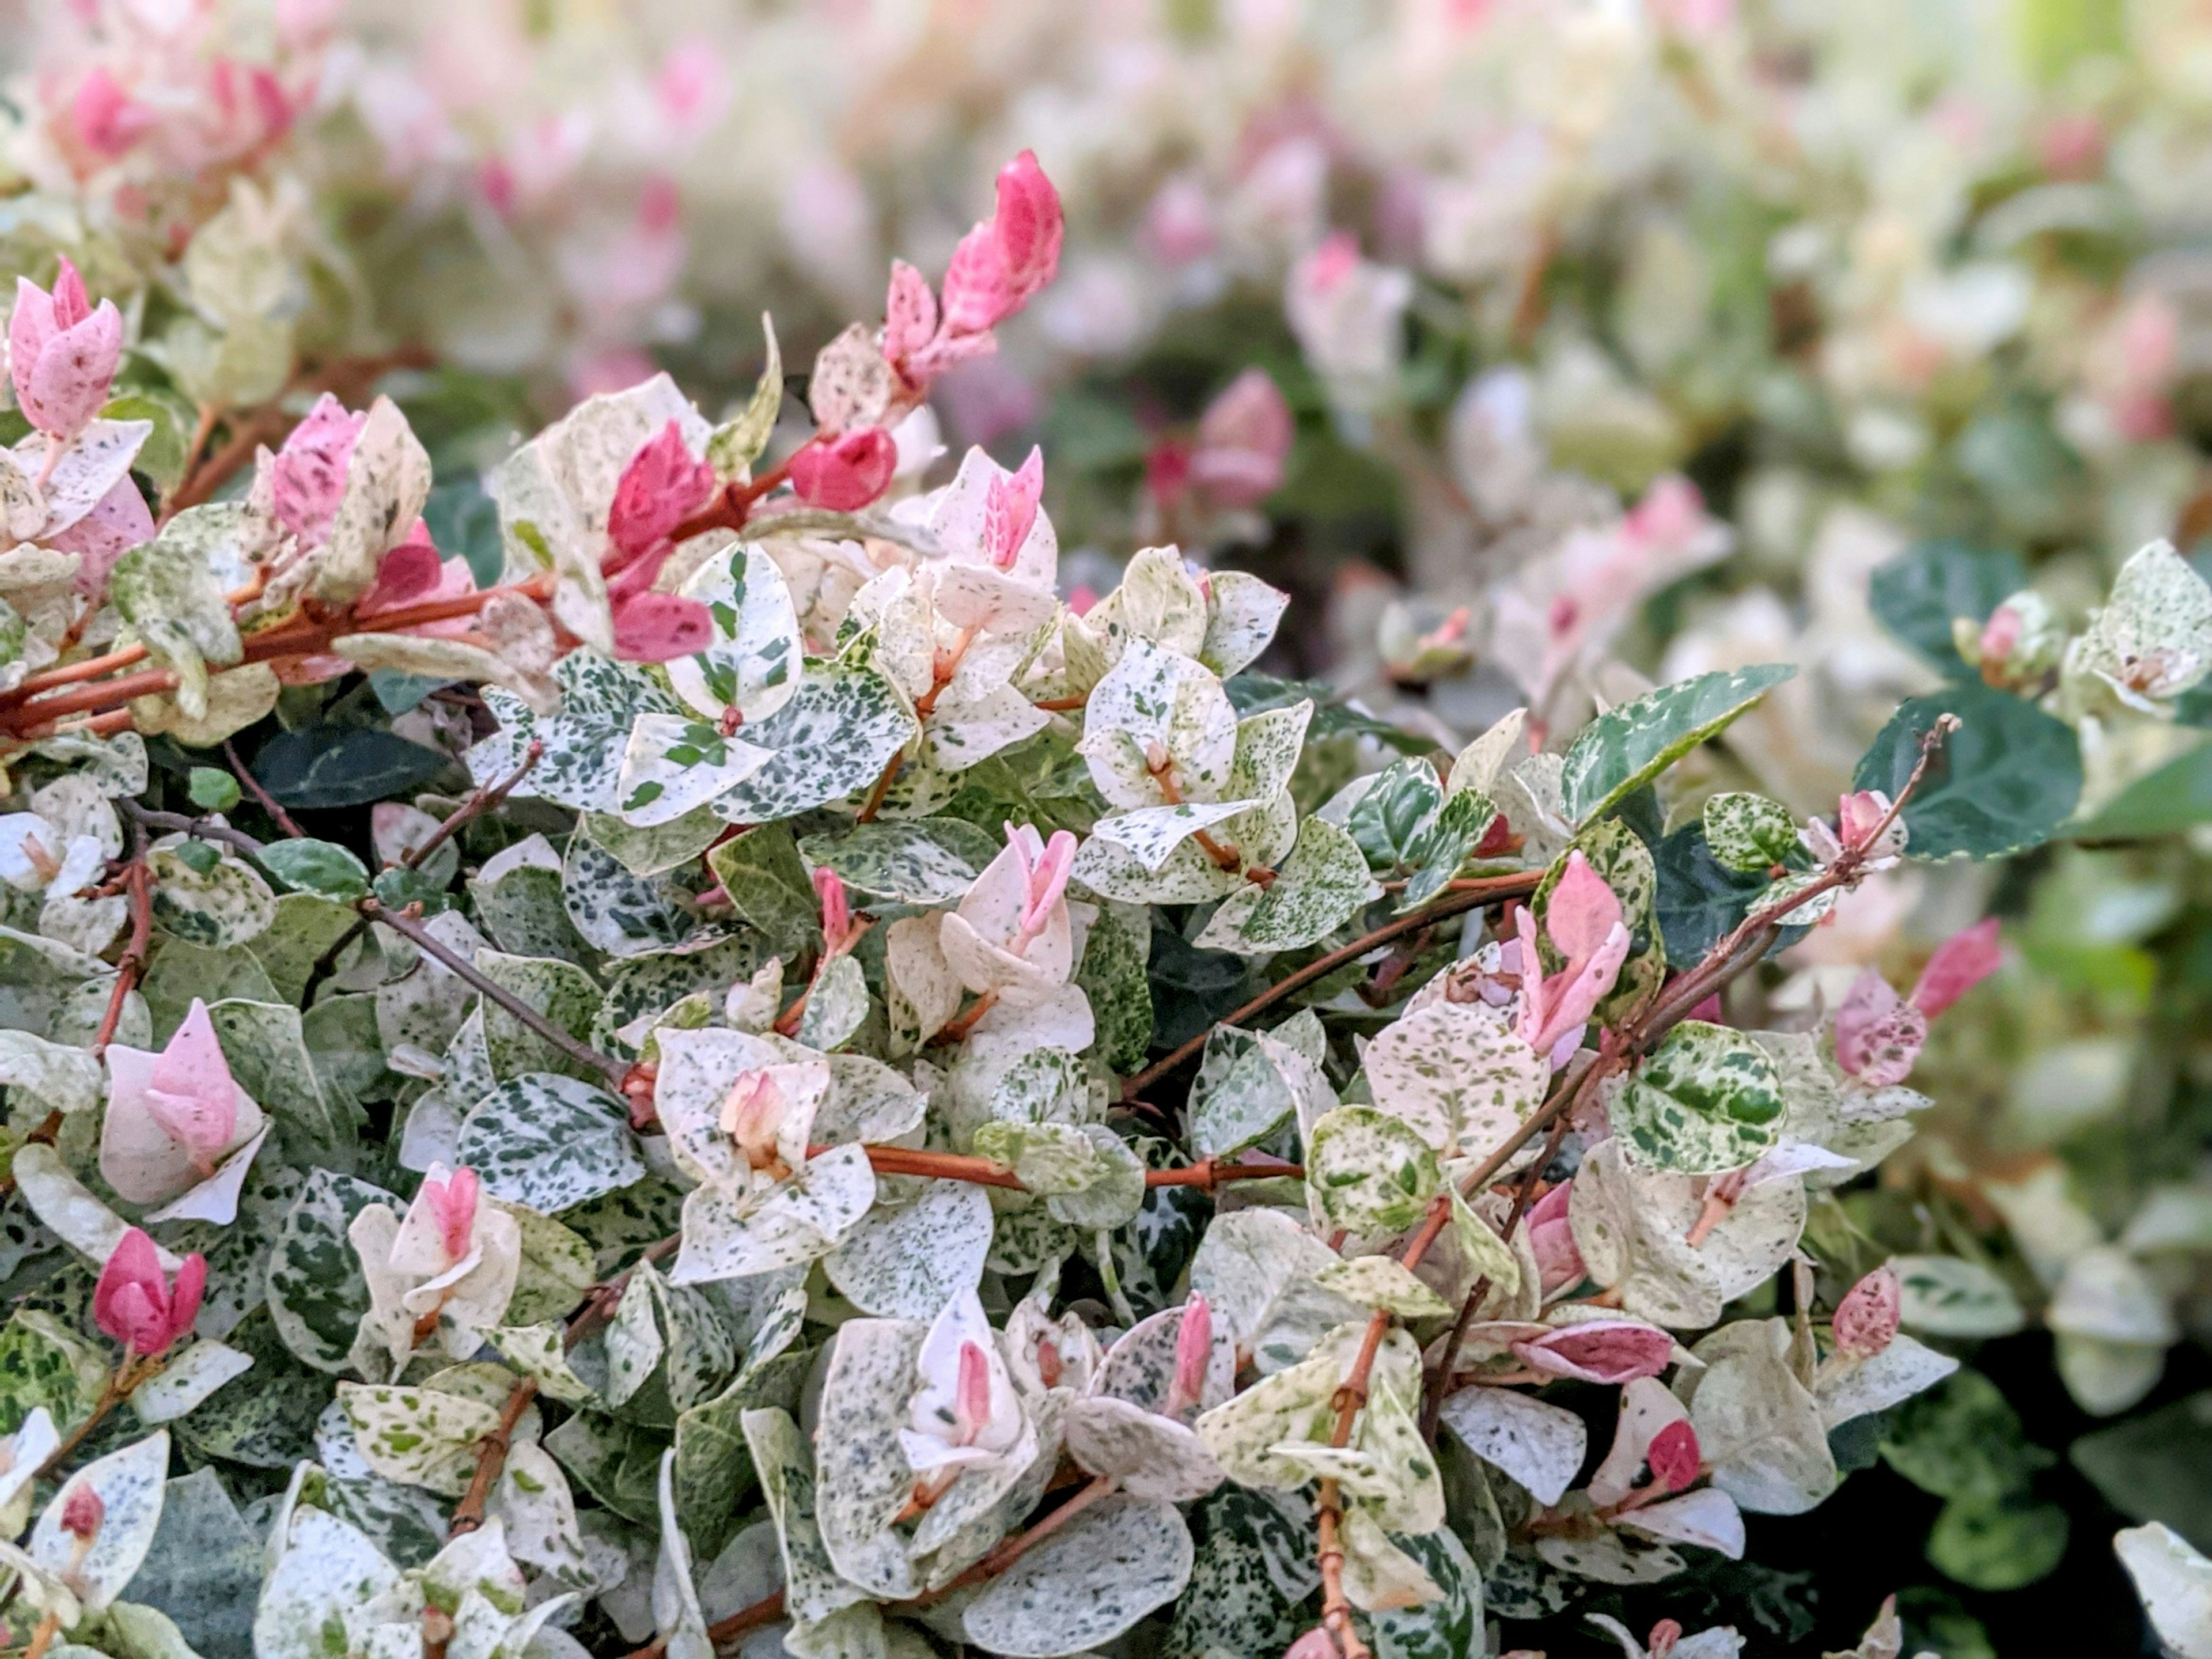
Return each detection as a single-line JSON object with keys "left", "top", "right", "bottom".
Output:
{"left": 268, "top": 393, "right": 369, "bottom": 547}
{"left": 608, "top": 420, "right": 716, "bottom": 566}
{"left": 789, "top": 427, "right": 897, "bottom": 512}
{"left": 1645, "top": 1420, "right": 1702, "bottom": 1493}
{"left": 422, "top": 1166, "right": 480, "bottom": 1265}
{"left": 1832, "top": 1264, "right": 1902, "bottom": 1359}
{"left": 984, "top": 446, "right": 1045, "bottom": 571}
{"left": 610, "top": 593, "right": 714, "bottom": 663}
{"left": 1909, "top": 918, "right": 2001, "bottom": 1018}
{"left": 142, "top": 1000, "right": 240, "bottom": 1168}
{"left": 1166, "top": 1293, "right": 1211, "bottom": 1416}
{"left": 1834, "top": 969, "right": 1927, "bottom": 1088}
{"left": 1509, "top": 1321, "right": 1674, "bottom": 1385}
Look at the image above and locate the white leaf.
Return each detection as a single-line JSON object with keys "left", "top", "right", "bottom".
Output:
{"left": 1437, "top": 1385, "right": 1587, "bottom": 1506}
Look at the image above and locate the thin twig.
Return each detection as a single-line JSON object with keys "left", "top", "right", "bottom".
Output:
{"left": 22, "top": 1608, "right": 59, "bottom": 1659}
{"left": 225, "top": 740, "right": 305, "bottom": 838}
{"left": 359, "top": 899, "right": 631, "bottom": 1092}
{"left": 1120, "top": 872, "right": 1541, "bottom": 1101}
{"left": 446, "top": 1377, "right": 538, "bottom": 1537}
{"left": 401, "top": 741, "right": 543, "bottom": 871}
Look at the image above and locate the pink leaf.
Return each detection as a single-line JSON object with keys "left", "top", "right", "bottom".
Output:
{"left": 421, "top": 1166, "right": 480, "bottom": 1265}
{"left": 48, "top": 474, "right": 154, "bottom": 597}
{"left": 1167, "top": 1292, "right": 1211, "bottom": 1417}
{"left": 1832, "top": 1264, "right": 1901, "bottom": 1359}
{"left": 71, "top": 67, "right": 156, "bottom": 159}
{"left": 883, "top": 260, "right": 938, "bottom": 373}
{"left": 269, "top": 393, "right": 368, "bottom": 547}
{"left": 813, "top": 865, "right": 851, "bottom": 949}
{"left": 1544, "top": 851, "right": 1624, "bottom": 964}
{"left": 1909, "top": 917, "right": 2001, "bottom": 1019}
{"left": 789, "top": 427, "right": 897, "bottom": 512}
{"left": 143, "top": 1000, "right": 241, "bottom": 1165}
{"left": 609, "top": 593, "right": 714, "bottom": 664}
{"left": 1191, "top": 369, "right": 1293, "bottom": 508}
{"left": 1526, "top": 1181, "right": 1586, "bottom": 1293}
{"left": 93, "top": 1229, "right": 203, "bottom": 1357}
{"left": 608, "top": 420, "right": 715, "bottom": 567}
{"left": 983, "top": 446, "right": 1044, "bottom": 571}
{"left": 1834, "top": 969, "right": 1927, "bottom": 1087}
{"left": 9, "top": 262, "right": 121, "bottom": 441}
{"left": 1646, "top": 1419, "right": 1702, "bottom": 1492}
{"left": 1509, "top": 1321, "right": 1673, "bottom": 1385}
{"left": 359, "top": 524, "right": 447, "bottom": 612}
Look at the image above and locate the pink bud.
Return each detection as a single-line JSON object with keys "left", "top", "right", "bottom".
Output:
{"left": 1835, "top": 790, "right": 1895, "bottom": 853}
{"left": 60, "top": 1484, "right": 104, "bottom": 1541}
{"left": 953, "top": 1340, "right": 993, "bottom": 1446}
{"left": 1621, "top": 475, "right": 1705, "bottom": 554}
{"left": 1009, "top": 824, "right": 1077, "bottom": 940}
{"left": 1978, "top": 603, "right": 2024, "bottom": 665}
{"left": 268, "top": 393, "right": 369, "bottom": 548}
{"left": 93, "top": 1229, "right": 205, "bottom": 1357}
{"left": 1647, "top": 1619, "right": 1684, "bottom": 1659}
{"left": 609, "top": 421, "right": 716, "bottom": 567}
{"left": 1833, "top": 1265, "right": 1902, "bottom": 1359}
{"left": 421, "top": 1167, "right": 479, "bottom": 1265}
{"left": 1301, "top": 231, "right": 1361, "bottom": 298}
{"left": 983, "top": 447, "right": 1045, "bottom": 571}
{"left": 1190, "top": 369, "right": 1293, "bottom": 509}
{"left": 789, "top": 427, "right": 897, "bottom": 512}
{"left": 719, "top": 1070, "right": 787, "bottom": 1169}
{"left": 814, "top": 865, "right": 852, "bottom": 950}
{"left": 1544, "top": 852, "right": 1625, "bottom": 965}
{"left": 1282, "top": 1630, "right": 1339, "bottom": 1659}
{"left": 8, "top": 261, "right": 123, "bottom": 442}
{"left": 1526, "top": 1182, "right": 1586, "bottom": 1294}
{"left": 610, "top": 593, "right": 714, "bottom": 663}
{"left": 939, "top": 151, "right": 1063, "bottom": 334}
{"left": 1909, "top": 918, "right": 2001, "bottom": 1019}
{"left": 142, "top": 999, "right": 241, "bottom": 1171}
{"left": 1166, "top": 1293, "right": 1211, "bottom": 1416}
{"left": 1646, "top": 1420, "right": 1701, "bottom": 1493}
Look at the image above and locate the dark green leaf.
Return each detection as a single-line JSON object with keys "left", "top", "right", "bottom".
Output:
{"left": 1559, "top": 665, "right": 1797, "bottom": 824}
{"left": 2069, "top": 738, "right": 2212, "bottom": 839}
{"left": 252, "top": 727, "right": 456, "bottom": 809}
{"left": 1869, "top": 540, "right": 2027, "bottom": 677}
{"left": 1853, "top": 681, "right": 2081, "bottom": 859}
{"left": 259, "top": 839, "right": 373, "bottom": 903}
{"left": 2070, "top": 1390, "right": 2212, "bottom": 1552}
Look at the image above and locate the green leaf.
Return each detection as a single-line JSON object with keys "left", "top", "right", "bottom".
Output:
{"left": 1853, "top": 681, "right": 2082, "bottom": 859}
{"left": 148, "top": 848, "right": 276, "bottom": 949}
{"left": 1368, "top": 1529, "right": 1483, "bottom": 1659}
{"left": 1559, "top": 665, "right": 1797, "bottom": 824}
{"left": 1652, "top": 824, "right": 1806, "bottom": 969}
{"left": 1397, "top": 789, "right": 1495, "bottom": 911}
{"left": 251, "top": 727, "right": 455, "bottom": 809}
{"left": 1926, "top": 1492, "right": 2069, "bottom": 1591}
{"left": 474, "top": 951, "right": 604, "bottom": 1081}
{"left": 1346, "top": 759, "right": 1445, "bottom": 873}
{"left": 2069, "top": 737, "right": 2212, "bottom": 839}
{"left": 1188, "top": 1017, "right": 1331, "bottom": 1160}
{"left": 1077, "top": 903, "right": 1154, "bottom": 1075}
{"left": 706, "top": 824, "right": 822, "bottom": 957}
{"left": 1163, "top": 1486, "right": 1317, "bottom": 1659}
{"left": 1869, "top": 540, "right": 2028, "bottom": 676}
{"left": 266, "top": 1169, "right": 396, "bottom": 1373}
{"left": 706, "top": 315, "right": 784, "bottom": 479}
{"left": 2070, "top": 1391, "right": 2212, "bottom": 1552}
{"left": 0, "top": 1309, "right": 109, "bottom": 1437}
{"left": 1881, "top": 1369, "right": 2053, "bottom": 1502}
{"left": 670, "top": 1357, "right": 810, "bottom": 1560}
{"left": 186, "top": 768, "right": 240, "bottom": 813}
{"left": 1195, "top": 817, "right": 1382, "bottom": 956}
{"left": 1610, "top": 1019, "right": 1786, "bottom": 1173}
{"left": 258, "top": 839, "right": 373, "bottom": 903}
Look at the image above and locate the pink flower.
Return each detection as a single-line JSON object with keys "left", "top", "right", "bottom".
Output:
{"left": 1509, "top": 1321, "right": 1674, "bottom": 1385}
{"left": 1283, "top": 1630, "right": 1339, "bottom": 1659}
{"left": 1834, "top": 969, "right": 1928, "bottom": 1088}
{"left": 418, "top": 1165, "right": 479, "bottom": 1267}
{"left": 1646, "top": 1619, "right": 1684, "bottom": 1659}
{"left": 1832, "top": 1265, "right": 1901, "bottom": 1359}
{"left": 815, "top": 865, "right": 855, "bottom": 954}
{"left": 268, "top": 394, "right": 368, "bottom": 547}
{"left": 1187, "top": 369, "right": 1293, "bottom": 510}
{"left": 93, "top": 1228, "right": 205, "bottom": 1357}
{"left": 1619, "top": 475, "right": 1709, "bottom": 556}
{"left": 1525, "top": 1181, "right": 1586, "bottom": 1293}
{"left": 1645, "top": 1420, "right": 1702, "bottom": 1493}
{"left": 1164, "top": 1293, "right": 1211, "bottom": 1418}
{"left": 939, "top": 150, "right": 1063, "bottom": 335}
{"left": 1514, "top": 857, "right": 1633, "bottom": 1062}
{"left": 60, "top": 1483, "right": 104, "bottom": 1541}
{"left": 1909, "top": 918, "right": 2001, "bottom": 1019}
{"left": 719, "top": 1069, "right": 789, "bottom": 1173}
{"left": 101, "top": 998, "right": 265, "bottom": 1221}
{"left": 8, "top": 259, "right": 123, "bottom": 443}
{"left": 71, "top": 68, "right": 155, "bottom": 160}
{"left": 789, "top": 428, "right": 897, "bottom": 512}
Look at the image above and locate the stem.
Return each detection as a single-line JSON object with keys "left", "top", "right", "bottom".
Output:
{"left": 225, "top": 740, "right": 304, "bottom": 838}
{"left": 616, "top": 1588, "right": 787, "bottom": 1659}
{"left": 446, "top": 1377, "right": 537, "bottom": 1537}
{"left": 36, "top": 1355, "right": 141, "bottom": 1480}
{"left": 854, "top": 749, "right": 903, "bottom": 824}
{"left": 933, "top": 1474, "right": 1116, "bottom": 1600}
{"left": 358, "top": 899, "right": 631, "bottom": 1092}
{"left": 668, "top": 459, "right": 793, "bottom": 544}
{"left": 401, "top": 741, "right": 543, "bottom": 870}
{"left": 90, "top": 850, "right": 153, "bottom": 1056}
{"left": 1120, "top": 872, "right": 1541, "bottom": 1100}
{"left": 926, "top": 987, "right": 999, "bottom": 1045}
{"left": 22, "top": 1609, "right": 58, "bottom": 1659}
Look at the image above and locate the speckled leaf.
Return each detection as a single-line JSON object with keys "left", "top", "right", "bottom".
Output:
{"left": 1362, "top": 1001, "right": 1544, "bottom": 1161}
{"left": 709, "top": 667, "right": 918, "bottom": 823}
{"left": 468, "top": 837, "right": 596, "bottom": 963}
{"left": 669, "top": 1145, "right": 876, "bottom": 1285}
{"left": 741, "top": 1407, "right": 867, "bottom": 1626}
{"left": 1892, "top": 1254, "right": 2027, "bottom": 1339}
{"left": 541, "top": 1410, "right": 665, "bottom": 1529}
{"left": 1312, "top": 1257, "right": 1453, "bottom": 1320}
{"left": 0, "top": 1309, "right": 108, "bottom": 1437}
{"left": 1701, "top": 792, "right": 1798, "bottom": 873}
{"left": 813, "top": 1317, "right": 926, "bottom": 1601}
{"left": 1610, "top": 1020, "right": 1786, "bottom": 1174}
{"left": 473, "top": 951, "right": 605, "bottom": 1081}
{"left": 1437, "top": 1386, "right": 1586, "bottom": 1506}
{"left": 1075, "top": 902, "right": 1153, "bottom": 1075}
{"left": 457, "top": 1074, "right": 645, "bottom": 1214}
{"left": 823, "top": 1180, "right": 994, "bottom": 1319}
{"left": 252, "top": 1506, "right": 411, "bottom": 1659}
{"left": 615, "top": 714, "right": 772, "bottom": 827}
{"left": 499, "top": 1202, "right": 599, "bottom": 1327}
{"left": 130, "top": 1339, "right": 253, "bottom": 1425}
{"left": 1188, "top": 1018, "right": 1334, "bottom": 1159}
{"left": 704, "top": 824, "right": 820, "bottom": 957}
{"left": 796, "top": 953, "right": 869, "bottom": 1052}
{"left": 1346, "top": 759, "right": 1445, "bottom": 873}
{"left": 961, "top": 1493, "right": 1192, "bottom": 1657}
{"left": 1398, "top": 788, "right": 1497, "bottom": 911}
{"left": 337, "top": 1382, "right": 502, "bottom": 1496}
{"left": 148, "top": 849, "right": 275, "bottom": 949}
{"left": 562, "top": 838, "right": 692, "bottom": 959}
{"left": 668, "top": 543, "right": 805, "bottom": 725}
{"left": 1686, "top": 1320, "right": 1837, "bottom": 1515}
{"left": 800, "top": 819, "right": 1001, "bottom": 906}
{"left": 1305, "top": 1107, "right": 1442, "bottom": 1238}
{"left": 1196, "top": 817, "right": 1380, "bottom": 955}
{"left": 1080, "top": 639, "right": 1238, "bottom": 813}
{"left": 473, "top": 652, "right": 683, "bottom": 814}
{"left": 1368, "top": 1528, "right": 1483, "bottom": 1659}
{"left": 1162, "top": 1486, "right": 1316, "bottom": 1659}
{"left": 267, "top": 1169, "right": 397, "bottom": 1374}
{"left": 1560, "top": 665, "right": 1796, "bottom": 825}
{"left": 207, "top": 998, "right": 354, "bottom": 1166}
